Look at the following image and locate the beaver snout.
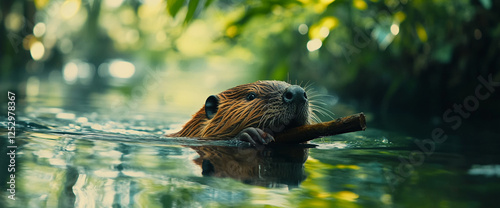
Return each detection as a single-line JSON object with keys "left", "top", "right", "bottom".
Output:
{"left": 283, "top": 85, "right": 307, "bottom": 104}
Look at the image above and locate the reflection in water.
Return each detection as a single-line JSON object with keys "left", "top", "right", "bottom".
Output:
{"left": 191, "top": 145, "right": 311, "bottom": 188}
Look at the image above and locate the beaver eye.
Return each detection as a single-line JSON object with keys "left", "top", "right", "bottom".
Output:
{"left": 246, "top": 92, "right": 257, "bottom": 101}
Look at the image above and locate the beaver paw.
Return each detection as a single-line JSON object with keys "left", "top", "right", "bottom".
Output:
{"left": 235, "top": 127, "right": 275, "bottom": 146}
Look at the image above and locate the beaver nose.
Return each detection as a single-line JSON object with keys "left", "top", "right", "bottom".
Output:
{"left": 283, "top": 85, "right": 307, "bottom": 104}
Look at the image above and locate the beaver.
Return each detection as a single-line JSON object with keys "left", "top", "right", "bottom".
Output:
{"left": 168, "top": 80, "right": 314, "bottom": 146}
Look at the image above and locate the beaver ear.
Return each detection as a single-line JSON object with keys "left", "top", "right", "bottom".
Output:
{"left": 205, "top": 95, "right": 219, "bottom": 119}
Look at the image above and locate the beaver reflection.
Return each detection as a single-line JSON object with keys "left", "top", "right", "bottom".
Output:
{"left": 190, "top": 144, "right": 311, "bottom": 188}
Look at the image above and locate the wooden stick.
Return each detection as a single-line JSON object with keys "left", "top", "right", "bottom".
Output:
{"left": 272, "top": 113, "right": 366, "bottom": 144}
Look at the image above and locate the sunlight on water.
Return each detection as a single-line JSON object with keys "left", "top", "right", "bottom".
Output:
{"left": 56, "top": 112, "right": 76, "bottom": 120}
{"left": 48, "top": 158, "right": 67, "bottom": 166}
{"left": 250, "top": 187, "right": 290, "bottom": 207}
{"left": 93, "top": 170, "right": 119, "bottom": 178}
{"left": 33, "top": 149, "right": 54, "bottom": 159}
{"left": 316, "top": 142, "right": 348, "bottom": 149}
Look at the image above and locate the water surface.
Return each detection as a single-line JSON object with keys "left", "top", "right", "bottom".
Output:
{"left": 1, "top": 96, "right": 498, "bottom": 208}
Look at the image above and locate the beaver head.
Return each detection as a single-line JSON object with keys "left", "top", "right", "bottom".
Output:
{"left": 170, "top": 80, "right": 312, "bottom": 138}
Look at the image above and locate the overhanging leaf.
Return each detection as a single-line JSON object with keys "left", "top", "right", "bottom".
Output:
{"left": 167, "top": 0, "right": 185, "bottom": 18}
{"left": 184, "top": 0, "right": 200, "bottom": 24}
{"left": 204, "top": 0, "right": 214, "bottom": 9}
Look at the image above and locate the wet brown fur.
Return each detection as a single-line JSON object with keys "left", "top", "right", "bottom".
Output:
{"left": 169, "top": 80, "right": 312, "bottom": 138}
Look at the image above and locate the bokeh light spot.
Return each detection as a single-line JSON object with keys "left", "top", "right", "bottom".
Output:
{"left": 416, "top": 23, "right": 428, "bottom": 42}
{"left": 298, "top": 24, "right": 308, "bottom": 35}
{"left": 23, "top": 35, "right": 36, "bottom": 50}
{"left": 390, "top": 24, "right": 399, "bottom": 35}
{"left": 309, "top": 17, "right": 339, "bottom": 40}
{"left": 319, "top": 26, "right": 330, "bottom": 38}
{"left": 59, "top": 38, "right": 73, "bottom": 54}
{"left": 30, "top": 41, "right": 45, "bottom": 61}
{"left": 109, "top": 60, "right": 135, "bottom": 79}
{"left": 34, "top": 0, "right": 50, "bottom": 9}
{"left": 33, "top": 22, "right": 46, "bottom": 37}
{"left": 5, "top": 12, "right": 24, "bottom": 32}
{"left": 353, "top": 0, "right": 368, "bottom": 10}
{"left": 226, "top": 25, "right": 238, "bottom": 38}
{"left": 394, "top": 11, "right": 406, "bottom": 23}
{"left": 125, "top": 29, "right": 139, "bottom": 44}
{"left": 63, "top": 62, "right": 78, "bottom": 84}
{"left": 104, "top": 0, "right": 124, "bottom": 8}
{"left": 61, "top": 0, "right": 81, "bottom": 19}
{"left": 307, "top": 39, "right": 322, "bottom": 52}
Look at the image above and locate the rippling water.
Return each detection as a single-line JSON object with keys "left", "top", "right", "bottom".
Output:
{"left": 1, "top": 97, "right": 498, "bottom": 208}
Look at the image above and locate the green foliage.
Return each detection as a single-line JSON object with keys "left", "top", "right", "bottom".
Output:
{"left": 221, "top": 0, "right": 500, "bottom": 120}
{"left": 1, "top": 0, "right": 498, "bottom": 121}
{"left": 166, "top": 0, "right": 214, "bottom": 24}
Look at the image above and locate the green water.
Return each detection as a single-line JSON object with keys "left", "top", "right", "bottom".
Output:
{"left": 1, "top": 97, "right": 498, "bottom": 208}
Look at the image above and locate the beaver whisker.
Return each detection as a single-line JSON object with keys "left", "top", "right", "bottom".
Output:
{"left": 303, "top": 81, "right": 314, "bottom": 91}
{"left": 308, "top": 96, "right": 325, "bottom": 103}
{"left": 305, "top": 93, "right": 326, "bottom": 101}
{"left": 314, "top": 104, "right": 334, "bottom": 117}
{"left": 307, "top": 93, "right": 337, "bottom": 104}
{"left": 308, "top": 96, "right": 335, "bottom": 107}
{"left": 308, "top": 104, "right": 330, "bottom": 123}
{"left": 303, "top": 87, "right": 335, "bottom": 123}
{"left": 310, "top": 103, "right": 330, "bottom": 114}
{"left": 310, "top": 104, "right": 335, "bottom": 120}
{"left": 309, "top": 110, "right": 322, "bottom": 124}
{"left": 308, "top": 93, "right": 336, "bottom": 99}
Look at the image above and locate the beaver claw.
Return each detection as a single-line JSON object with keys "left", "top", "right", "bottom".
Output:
{"left": 234, "top": 127, "right": 275, "bottom": 146}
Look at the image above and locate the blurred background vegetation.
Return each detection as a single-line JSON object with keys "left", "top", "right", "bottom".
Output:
{"left": 1, "top": 0, "right": 499, "bottom": 134}
{"left": 2, "top": 2, "right": 500, "bottom": 207}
